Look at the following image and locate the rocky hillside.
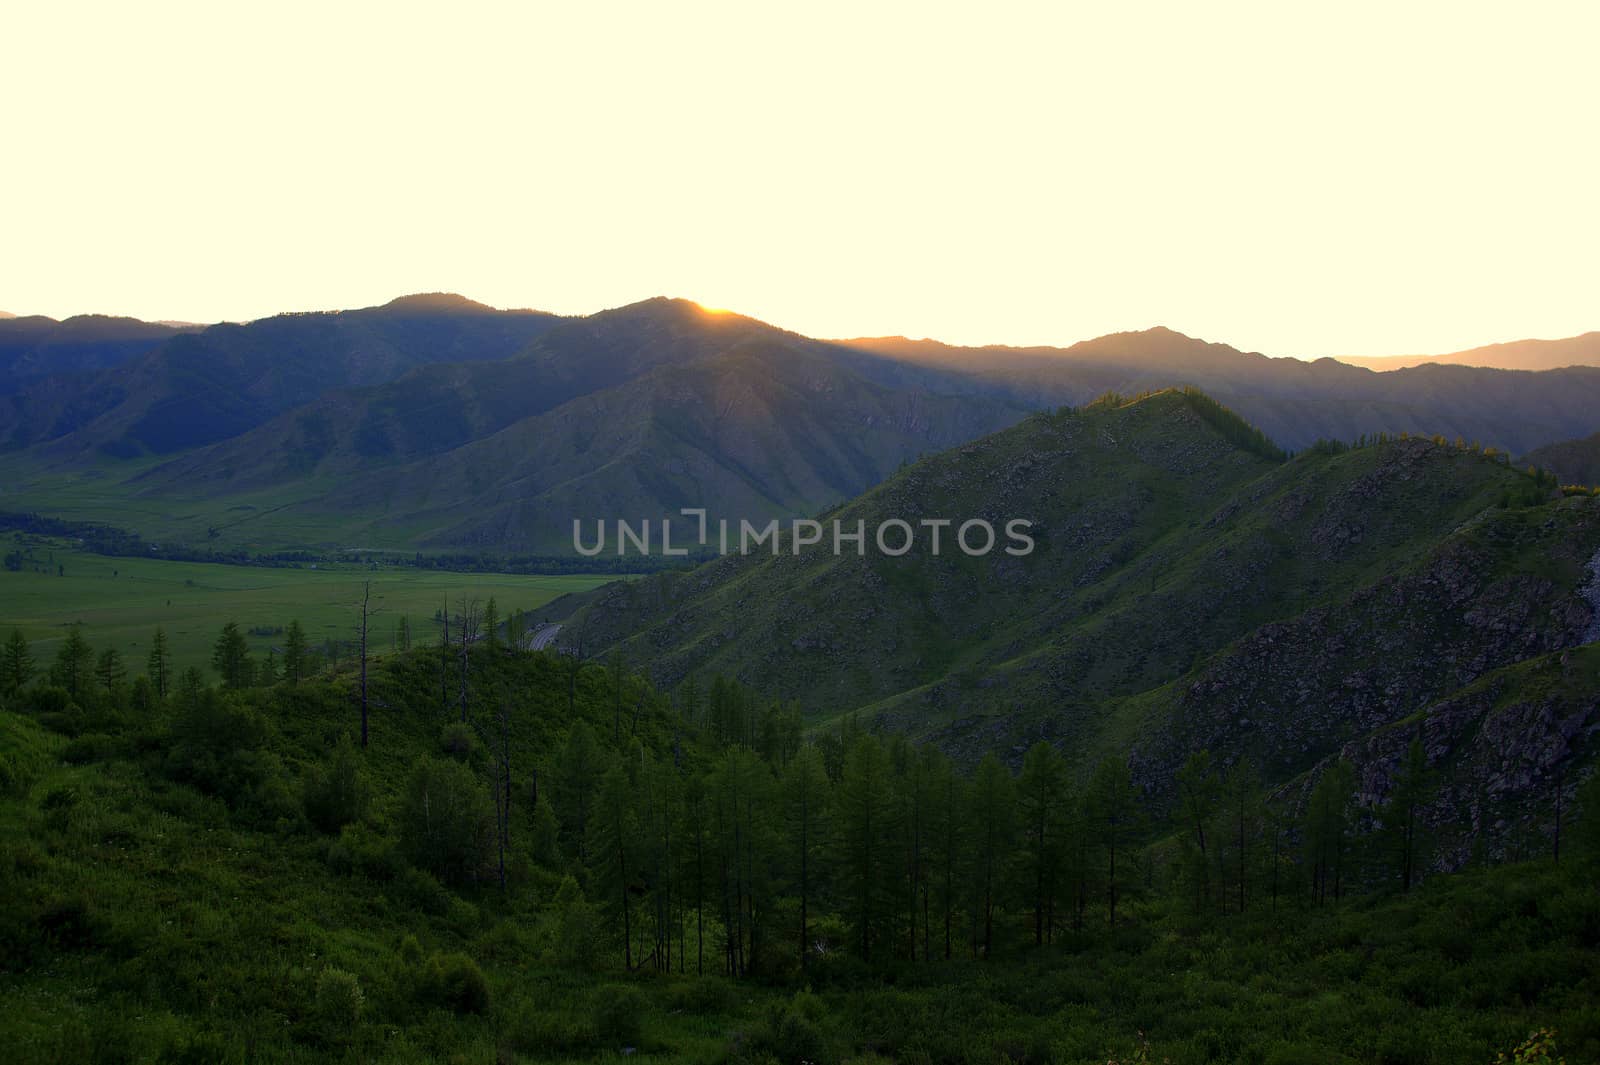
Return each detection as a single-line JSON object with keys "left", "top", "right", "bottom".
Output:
{"left": 566, "top": 390, "right": 1600, "bottom": 859}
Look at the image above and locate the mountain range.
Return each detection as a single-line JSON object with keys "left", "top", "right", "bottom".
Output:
{"left": 2, "top": 295, "right": 1599, "bottom": 555}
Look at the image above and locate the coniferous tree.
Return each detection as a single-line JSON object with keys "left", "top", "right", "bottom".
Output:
{"left": 556, "top": 721, "right": 602, "bottom": 860}
{"left": 146, "top": 627, "right": 170, "bottom": 698}
{"left": 968, "top": 753, "right": 1016, "bottom": 957}
{"left": 924, "top": 746, "right": 964, "bottom": 959}
{"left": 1220, "top": 757, "right": 1261, "bottom": 913}
{"left": 1384, "top": 733, "right": 1436, "bottom": 892}
{"left": 782, "top": 743, "right": 830, "bottom": 971}
{"left": 836, "top": 734, "right": 898, "bottom": 963}
{"left": 1175, "top": 750, "right": 1219, "bottom": 911}
{"left": 482, "top": 597, "right": 499, "bottom": 653}
{"left": 51, "top": 623, "right": 93, "bottom": 699}
{"left": 211, "top": 622, "right": 252, "bottom": 689}
{"left": 1305, "top": 760, "right": 1355, "bottom": 904}
{"left": 1018, "top": 741, "right": 1067, "bottom": 945}
{"left": 283, "top": 620, "right": 307, "bottom": 685}
{"left": 1, "top": 629, "right": 34, "bottom": 697}
{"left": 679, "top": 771, "right": 712, "bottom": 975}
{"left": 589, "top": 760, "right": 639, "bottom": 970}
{"left": 1085, "top": 756, "right": 1142, "bottom": 928}
{"left": 94, "top": 648, "right": 126, "bottom": 693}
{"left": 896, "top": 738, "right": 938, "bottom": 960}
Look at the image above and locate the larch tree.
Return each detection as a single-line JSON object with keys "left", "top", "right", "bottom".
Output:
{"left": 1, "top": 629, "right": 34, "bottom": 697}
{"left": 1085, "top": 756, "right": 1142, "bottom": 928}
{"left": 282, "top": 620, "right": 307, "bottom": 685}
{"left": 1384, "top": 731, "right": 1435, "bottom": 892}
{"left": 836, "top": 734, "right": 898, "bottom": 963}
{"left": 94, "top": 648, "right": 126, "bottom": 693}
{"left": 968, "top": 753, "right": 1016, "bottom": 957}
{"left": 588, "top": 760, "right": 640, "bottom": 970}
{"left": 1175, "top": 750, "right": 1219, "bottom": 910}
{"left": 145, "top": 627, "right": 170, "bottom": 698}
{"left": 1018, "top": 740, "right": 1067, "bottom": 946}
{"left": 52, "top": 623, "right": 94, "bottom": 699}
{"left": 211, "top": 622, "right": 252, "bottom": 690}
{"left": 781, "top": 743, "right": 830, "bottom": 971}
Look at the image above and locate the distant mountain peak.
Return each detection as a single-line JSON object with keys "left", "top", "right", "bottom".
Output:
{"left": 0, "top": 310, "right": 16, "bottom": 319}
{"left": 378, "top": 292, "right": 498, "bottom": 314}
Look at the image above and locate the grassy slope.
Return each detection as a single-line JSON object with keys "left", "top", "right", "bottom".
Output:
{"left": 0, "top": 534, "right": 611, "bottom": 673}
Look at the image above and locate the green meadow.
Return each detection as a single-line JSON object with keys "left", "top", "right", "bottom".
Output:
{"left": 0, "top": 534, "right": 613, "bottom": 674}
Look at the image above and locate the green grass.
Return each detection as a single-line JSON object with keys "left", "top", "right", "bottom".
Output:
{"left": 0, "top": 534, "right": 615, "bottom": 674}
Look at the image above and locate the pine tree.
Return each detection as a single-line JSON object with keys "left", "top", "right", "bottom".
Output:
{"left": 1, "top": 629, "right": 34, "bottom": 697}
{"left": 211, "top": 622, "right": 252, "bottom": 689}
{"left": 146, "top": 627, "right": 170, "bottom": 698}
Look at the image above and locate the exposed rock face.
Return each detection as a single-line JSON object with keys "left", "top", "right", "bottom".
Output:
{"left": 1579, "top": 546, "right": 1600, "bottom": 645}
{"left": 1286, "top": 647, "right": 1600, "bottom": 876}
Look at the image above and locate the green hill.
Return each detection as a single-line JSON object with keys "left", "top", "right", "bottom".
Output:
{"left": 566, "top": 392, "right": 1600, "bottom": 834}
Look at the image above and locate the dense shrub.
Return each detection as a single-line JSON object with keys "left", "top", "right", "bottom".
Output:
{"left": 326, "top": 822, "right": 399, "bottom": 881}
{"left": 438, "top": 721, "right": 479, "bottom": 761}
{"left": 416, "top": 952, "right": 489, "bottom": 1014}
{"left": 61, "top": 732, "right": 126, "bottom": 765}
{"left": 312, "top": 967, "right": 364, "bottom": 1030}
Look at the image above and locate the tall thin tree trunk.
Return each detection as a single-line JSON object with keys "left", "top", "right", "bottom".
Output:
{"left": 358, "top": 581, "right": 371, "bottom": 747}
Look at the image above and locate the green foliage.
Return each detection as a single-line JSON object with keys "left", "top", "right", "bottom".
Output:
{"left": 438, "top": 719, "right": 479, "bottom": 761}
{"left": 415, "top": 951, "right": 490, "bottom": 1014}
{"left": 312, "top": 966, "right": 364, "bottom": 1030}
{"left": 398, "top": 756, "right": 493, "bottom": 884}
{"left": 302, "top": 734, "right": 368, "bottom": 834}
{"left": 210, "top": 621, "right": 252, "bottom": 689}
{"left": 1, "top": 629, "right": 34, "bottom": 697}
{"left": 50, "top": 623, "right": 93, "bottom": 699}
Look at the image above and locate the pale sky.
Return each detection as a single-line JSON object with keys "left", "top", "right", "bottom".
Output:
{"left": 3, "top": 1, "right": 1596, "bottom": 357}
